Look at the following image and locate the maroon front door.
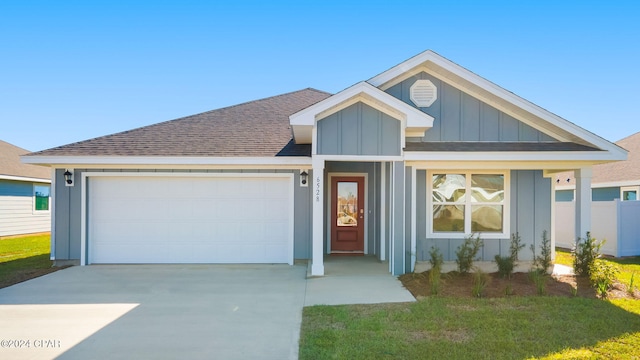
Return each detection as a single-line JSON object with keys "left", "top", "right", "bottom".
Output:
{"left": 330, "top": 176, "right": 365, "bottom": 254}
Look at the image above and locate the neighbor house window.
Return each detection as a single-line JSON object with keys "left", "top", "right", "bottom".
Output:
{"left": 430, "top": 171, "right": 508, "bottom": 237}
{"left": 621, "top": 186, "right": 639, "bottom": 201}
{"left": 33, "top": 184, "right": 50, "bottom": 212}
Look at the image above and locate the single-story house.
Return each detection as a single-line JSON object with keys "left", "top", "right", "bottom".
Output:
{"left": 22, "top": 50, "right": 626, "bottom": 275}
{"left": 0, "top": 140, "right": 51, "bottom": 237}
{"left": 555, "top": 131, "right": 640, "bottom": 256}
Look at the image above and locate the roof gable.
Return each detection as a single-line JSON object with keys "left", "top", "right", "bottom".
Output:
{"left": 369, "top": 50, "right": 626, "bottom": 160}
{"left": 289, "top": 82, "right": 434, "bottom": 144}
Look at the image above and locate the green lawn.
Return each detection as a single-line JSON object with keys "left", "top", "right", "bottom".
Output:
{"left": 0, "top": 233, "right": 54, "bottom": 288}
{"left": 556, "top": 247, "right": 640, "bottom": 287}
{"left": 300, "top": 297, "right": 640, "bottom": 359}
{"left": 554, "top": 248, "right": 573, "bottom": 266}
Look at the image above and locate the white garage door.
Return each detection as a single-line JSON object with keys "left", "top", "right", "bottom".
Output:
{"left": 87, "top": 175, "right": 293, "bottom": 264}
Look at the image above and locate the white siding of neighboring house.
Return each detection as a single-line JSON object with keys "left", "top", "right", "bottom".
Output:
{"left": 0, "top": 179, "right": 51, "bottom": 237}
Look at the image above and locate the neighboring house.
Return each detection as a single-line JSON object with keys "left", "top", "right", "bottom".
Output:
{"left": 22, "top": 50, "right": 626, "bottom": 275}
{"left": 555, "top": 131, "right": 640, "bottom": 256}
{"left": 0, "top": 140, "right": 51, "bottom": 237}
{"left": 556, "top": 131, "right": 640, "bottom": 202}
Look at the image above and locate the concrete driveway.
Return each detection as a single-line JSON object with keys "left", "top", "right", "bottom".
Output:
{"left": 0, "top": 265, "right": 308, "bottom": 360}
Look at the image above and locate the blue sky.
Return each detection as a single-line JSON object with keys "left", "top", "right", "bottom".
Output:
{"left": 1, "top": 1, "right": 638, "bottom": 152}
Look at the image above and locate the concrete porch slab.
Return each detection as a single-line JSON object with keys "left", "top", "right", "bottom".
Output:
{"left": 304, "top": 256, "right": 416, "bottom": 306}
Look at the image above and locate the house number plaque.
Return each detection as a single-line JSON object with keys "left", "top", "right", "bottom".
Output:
{"left": 315, "top": 176, "right": 321, "bottom": 202}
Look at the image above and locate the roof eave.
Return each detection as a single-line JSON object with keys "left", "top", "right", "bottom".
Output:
{"left": 21, "top": 155, "right": 313, "bottom": 167}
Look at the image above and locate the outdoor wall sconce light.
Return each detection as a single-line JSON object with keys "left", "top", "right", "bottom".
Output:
{"left": 300, "top": 170, "right": 309, "bottom": 187}
{"left": 64, "top": 169, "right": 74, "bottom": 187}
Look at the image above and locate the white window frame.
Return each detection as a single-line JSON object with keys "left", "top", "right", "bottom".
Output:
{"left": 620, "top": 186, "right": 640, "bottom": 201}
{"left": 32, "top": 183, "right": 51, "bottom": 214}
{"left": 426, "top": 170, "right": 510, "bottom": 239}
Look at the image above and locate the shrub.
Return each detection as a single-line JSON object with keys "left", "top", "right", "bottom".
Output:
{"left": 571, "top": 285, "right": 578, "bottom": 297}
{"left": 531, "top": 230, "right": 553, "bottom": 274}
{"left": 495, "top": 255, "right": 514, "bottom": 278}
{"left": 455, "top": 234, "right": 483, "bottom": 274}
{"left": 429, "top": 265, "right": 441, "bottom": 295}
{"left": 509, "top": 232, "right": 525, "bottom": 261}
{"left": 428, "top": 246, "right": 444, "bottom": 271}
{"left": 495, "top": 232, "right": 526, "bottom": 278}
{"left": 589, "top": 260, "right": 619, "bottom": 298}
{"left": 573, "top": 232, "right": 604, "bottom": 277}
{"left": 529, "top": 270, "right": 547, "bottom": 295}
{"left": 428, "top": 246, "right": 443, "bottom": 295}
{"left": 472, "top": 268, "right": 490, "bottom": 298}
{"left": 504, "top": 283, "right": 514, "bottom": 296}
{"left": 629, "top": 272, "right": 636, "bottom": 296}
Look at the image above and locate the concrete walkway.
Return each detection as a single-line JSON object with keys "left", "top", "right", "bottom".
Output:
{"left": 304, "top": 256, "right": 416, "bottom": 306}
{"left": 0, "top": 261, "right": 414, "bottom": 360}
{"left": 552, "top": 263, "right": 575, "bottom": 276}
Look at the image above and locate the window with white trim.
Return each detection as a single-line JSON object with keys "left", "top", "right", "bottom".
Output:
{"left": 33, "top": 184, "right": 50, "bottom": 212}
{"left": 621, "top": 186, "right": 639, "bottom": 201}
{"left": 428, "top": 171, "right": 508, "bottom": 237}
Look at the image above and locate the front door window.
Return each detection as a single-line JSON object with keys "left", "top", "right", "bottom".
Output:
{"left": 331, "top": 176, "right": 365, "bottom": 253}
{"left": 337, "top": 182, "right": 358, "bottom": 226}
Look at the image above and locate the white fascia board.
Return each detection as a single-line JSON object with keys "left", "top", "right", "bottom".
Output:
{"left": 289, "top": 82, "right": 433, "bottom": 143}
{"left": 368, "top": 50, "right": 439, "bottom": 88}
{"left": 407, "top": 159, "right": 620, "bottom": 171}
{"left": 368, "top": 50, "right": 627, "bottom": 159}
{"left": 21, "top": 156, "right": 313, "bottom": 167}
{"left": 404, "top": 150, "right": 626, "bottom": 163}
{"left": 0, "top": 174, "right": 51, "bottom": 183}
{"left": 314, "top": 154, "right": 405, "bottom": 162}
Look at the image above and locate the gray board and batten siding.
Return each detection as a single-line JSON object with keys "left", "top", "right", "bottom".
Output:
{"left": 317, "top": 102, "right": 401, "bottom": 156}
{"left": 386, "top": 72, "right": 558, "bottom": 143}
{"left": 415, "top": 170, "right": 552, "bottom": 263}
{"left": 0, "top": 179, "right": 51, "bottom": 237}
{"left": 52, "top": 168, "right": 313, "bottom": 263}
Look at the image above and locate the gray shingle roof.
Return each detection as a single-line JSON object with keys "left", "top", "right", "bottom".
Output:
{"left": 0, "top": 140, "right": 50, "bottom": 180}
{"left": 26, "top": 88, "right": 331, "bottom": 158}
{"left": 404, "top": 142, "right": 601, "bottom": 152}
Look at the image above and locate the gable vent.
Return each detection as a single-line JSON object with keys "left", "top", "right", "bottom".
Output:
{"left": 410, "top": 79, "right": 437, "bottom": 107}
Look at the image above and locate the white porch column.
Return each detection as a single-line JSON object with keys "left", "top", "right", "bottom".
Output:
{"left": 311, "top": 158, "right": 325, "bottom": 276}
{"left": 575, "top": 167, "right": 592, "bottom": 242}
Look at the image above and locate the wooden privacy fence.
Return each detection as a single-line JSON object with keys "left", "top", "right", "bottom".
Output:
{"left": 555, "top": 200, "right": 640, "bottom": 257}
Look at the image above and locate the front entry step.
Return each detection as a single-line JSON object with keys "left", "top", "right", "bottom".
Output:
{"left": 330, "top": 251, "right": 364, "bottom": 256}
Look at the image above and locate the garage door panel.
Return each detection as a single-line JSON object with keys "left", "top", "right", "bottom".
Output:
{"left": 167, "top": 200, "right": 195, "bottom": 220}
{"left": 240, "top": 222, "right": 265, "bottom": 240}
{"left": 265, "top": 199, "right": 289, "bottom": 221}
{"left": 88, "top": 176, "right": 292, "bottom": 264}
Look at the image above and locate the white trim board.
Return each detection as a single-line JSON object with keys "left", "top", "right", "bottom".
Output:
{"left": 0, "top": 174, "right": 51, "bottom": 183}
{"left": 21, "top": 156, "right": 313, "bottom": 167}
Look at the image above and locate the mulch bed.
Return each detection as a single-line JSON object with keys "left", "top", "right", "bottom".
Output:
{"left": 399, "top": 271, "right": 639, "bottom": 300}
